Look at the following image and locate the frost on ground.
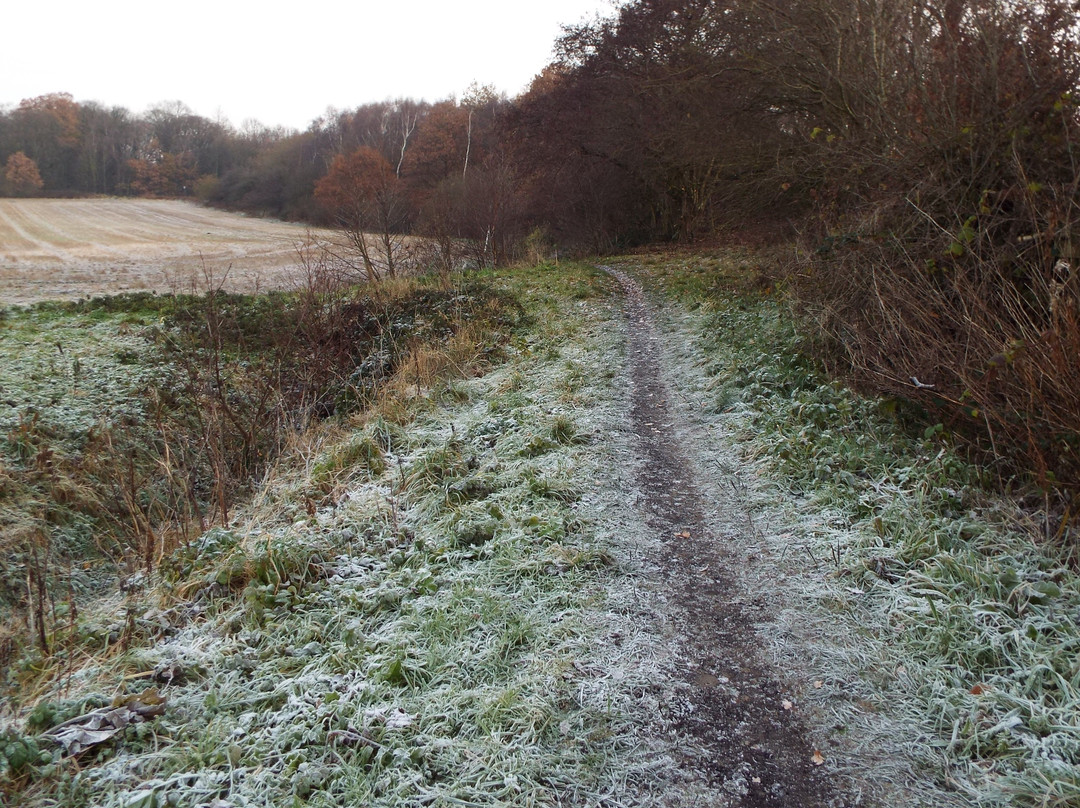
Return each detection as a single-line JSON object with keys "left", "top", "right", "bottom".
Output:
{"left": 619, "top": 255, "right": 1078, "bottom": 808}
{"left": 0, "top": 309, "right": 161, "bottom": 443}
{"left": 0, "top": 306, "right": 169, "bottom": 601}
{"left": 602, "top": 265, "right": 840, "bottom": 808}
{"left": 0, "top": 199, "right": 330, "bottom": 305}
{"left": 7, "top": 266, "right": 735, "bottom": 806}
{"left": 612, "top": 273, "right": 961, "bottom": 808}
{"left": 10, "top": 258, "right": 1071, "bottom": 808}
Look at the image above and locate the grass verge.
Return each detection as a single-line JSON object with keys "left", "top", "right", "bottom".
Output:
{"left": 0, "top": 277, "right": 518, "bottom": 694}
{"left": 628, "top": 252, "right": 1080, "bottom": 807}
{"left": 1, "top": 262, "right": 688, "bottom": 807}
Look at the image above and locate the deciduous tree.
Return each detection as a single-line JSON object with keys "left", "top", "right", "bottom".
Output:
{"left": 3, "top": 151, "right": 44, "bottom": 196}
{"left": 400, "top": 101, "right": 470, "bottom": 206}
{"left": 11, "top": 92, "right": 83, "bottom": 190}
{"left": 315, "top": 147, "right": 410, "bottom": 280}
{"left": 126, "top": 140, "right": 198, "bottom": 196}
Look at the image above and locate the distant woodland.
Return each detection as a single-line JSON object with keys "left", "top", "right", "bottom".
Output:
{"left": 3, "top": 0, "right": 1079, "bottom": 496}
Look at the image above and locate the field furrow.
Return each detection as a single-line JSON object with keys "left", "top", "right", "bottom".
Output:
{"left": 0, "top": 199, "right": 330, "bottom": 305}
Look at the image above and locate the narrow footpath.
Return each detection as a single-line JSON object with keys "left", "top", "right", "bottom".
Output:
{"left": 607, "top": 266, "right": 844, "bottom": 808}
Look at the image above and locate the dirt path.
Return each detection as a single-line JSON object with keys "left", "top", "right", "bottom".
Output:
{"left": 606, "top": 266, "right": 843, "bottom": 807}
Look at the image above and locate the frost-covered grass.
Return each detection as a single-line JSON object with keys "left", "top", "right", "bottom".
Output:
{"left": 0, "top": 305, "right": 161, "bottom": 448}
{"left": 631, "top": 254, "right": 1080, "bottom": 807}
{"left": 2, "top": 263, "right": 696, "bottom": 807}
{"left": 0, "top": 280, "right": 521, "bottom": 690}
{"left": 0, "top": 303, "right": 168, "bottom": 615}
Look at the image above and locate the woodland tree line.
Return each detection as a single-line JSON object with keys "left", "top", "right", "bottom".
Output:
{"left": 3, "top": 0, "right": 1079, "bottom": 505}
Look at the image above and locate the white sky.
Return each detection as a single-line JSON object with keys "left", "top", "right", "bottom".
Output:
{"left": 3, "top": 1, "right": 617, "bottom": 131}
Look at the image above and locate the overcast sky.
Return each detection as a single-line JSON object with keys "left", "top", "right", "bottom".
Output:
{"left": 3, "top": 0, "right": 617, "bottom": 130}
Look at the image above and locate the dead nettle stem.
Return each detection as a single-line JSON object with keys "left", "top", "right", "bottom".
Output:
{"left": 28, "top": 539, "right": 50, "bottom": 655}
{"left": 388, "top": 495, "right": 400, "bottom": 536}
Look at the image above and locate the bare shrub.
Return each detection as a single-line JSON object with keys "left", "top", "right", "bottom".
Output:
{"left": 787, "top": 0, "right": 1080, "bottom": 517}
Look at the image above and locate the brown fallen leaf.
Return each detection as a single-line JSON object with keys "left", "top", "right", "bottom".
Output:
{"left": 44, "top": 688, "right": 167, "bottom": 756}
{"left": 970, "top": 684, "right": 986, "bottom": 695}
{"left": 113, "top": 687, "right": 166, "bottom": 713}
{"left": 811, "top": 750, "right": 825, "bottom": 766}
{"left": 675, "top": 531, "right": 691, "bottom": 539}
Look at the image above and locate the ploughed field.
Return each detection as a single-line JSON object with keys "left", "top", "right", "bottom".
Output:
{"left": 0, "top": 199, "right": 328, "bottom": 305}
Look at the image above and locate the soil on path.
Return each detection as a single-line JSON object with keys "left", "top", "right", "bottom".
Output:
{"left": 607, "top": 266, "right": 845, "bottom": 808}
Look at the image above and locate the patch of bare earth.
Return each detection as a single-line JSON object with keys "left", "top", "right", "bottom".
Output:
{"left": 605, "top": 266, "right": 843, "bottom": 807}
{"left": 0, "top": 198, "right": 332, "bottom": 305}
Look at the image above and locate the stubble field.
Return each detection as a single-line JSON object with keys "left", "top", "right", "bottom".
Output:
{"left": 0, "top": 198, "right": 330, "bottom": 306}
